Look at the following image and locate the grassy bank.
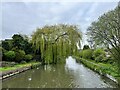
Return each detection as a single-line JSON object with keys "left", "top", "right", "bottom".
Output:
{"left": 0, "top": 62, "right": 41, "bottom": 72}
{"left": 0, "top": 62, "right": 41, "bottom": 79}
{"left": 73, "top": 56, "right": 120, "bottom": 84}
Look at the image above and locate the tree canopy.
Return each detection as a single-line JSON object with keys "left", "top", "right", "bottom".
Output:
{"left": 87, "top": 5, "right": 120, "bottom": 72}
{"left": 32, "top": 24, "right": 82, "bottom": 64}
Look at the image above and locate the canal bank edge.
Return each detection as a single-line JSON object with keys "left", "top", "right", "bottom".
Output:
{"left": 0, "top": 62, "right": 41, "bottom": 80}
{"left": 73, "top": 56, "right": 120, "bottom": 86}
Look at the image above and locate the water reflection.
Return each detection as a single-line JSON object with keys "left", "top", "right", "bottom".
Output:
{"left": 2, "top": 56, "right": 118, "bottom": 88}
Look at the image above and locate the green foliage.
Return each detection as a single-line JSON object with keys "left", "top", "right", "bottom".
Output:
{"left": 79, "top": 48, "right": 114, "bottom": 64}
{"left": 12, "top": 34, "right": 24, "bottom": 49}
{"left": 15, "top": 50, "right": 25, "bottom": 62}
{"left": 75, "top": 56, "right": 119, "bottom": 79}
{"left": 93, "top": 48, "right": 105, "bottom": 59}
{"left": 79, "top": 49, "right": 93, "bottom": 59}
{"left": 4, "top": 51, "right": 16, "bottom": 61}
{"left": 12, "top": 34, "right": 33, "bottom": 54}
{"left": 79, "top": 50, "right": 83, "bottom": 58}
{"left": 93, "top": 48, "right": 106, "bottom": 63}
{"left": 87, "top": 5, "right": 120, "bottom": 73}
{"left": 82, "top": 49, "right": 93, "bottom": 59}
{"left": 83, "top": 45, "right": 90, "bottom": 50}
{"left": 2, "top": 39, "right": 13, "bottom": 50}
{"left": 110, "top": 47, "right": 120, "bottom": 64}
{"left": 32, "top": 24, "right": 82, "bottom": 64}
{"left": 1, "top": 62, "right": 40, "bottom": 71}
{"left": 95, "top": 54, "right": 104, "bottom": 62}
{"left": 101, "top": 57, "right": 114, "bottom": 64}
{"left": 2, "top": 34, "right": 34, "bottom": 63}
{"left": 24, "top": 54, "right": 33, "bottom": 62}
{"left": 106, "top": 56, "right": 115, "bottom": 64}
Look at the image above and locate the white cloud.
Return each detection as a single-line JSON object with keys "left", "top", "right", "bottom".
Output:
{"left": 87, "top": 2, "right": 99, "bottom": 14}
{"left": 1, "top": 1, "right": 118, "bottom": 42}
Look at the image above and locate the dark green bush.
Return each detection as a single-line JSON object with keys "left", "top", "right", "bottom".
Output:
{"left": 101, "top": 57, "right": 109, "bottom": 63}
{"left": 15, "top": 50, "right": 25, "bottom": 62}
{"left": 82, "top": 49, "right": 93, "bottom": 59}
{"left": 103, "top": 56, "right": 114, "bottom": 64}
{"left": 94, "top": 54, "right": 112, "bottom": 63}
{"left": 4, "top": 51, "right": 16, "bottom": 61}
{"left": 2, "top": 39, "right": 13, "bottom": 51}
{"left": 79, "top": 50, "right": 83, "bottom": 58}
{"left": 24, "top": 54, "right": 33, "bottom": 62}
{"left": 93, "top": 48, "right": 105, "bottom": 59}
{"left": 95, "top": 54, "right": 104, "bottom": 62}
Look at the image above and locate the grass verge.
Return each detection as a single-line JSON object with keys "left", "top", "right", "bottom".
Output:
{"left": 0, "top": 62, "right": 41, "bottom": 72}
{"left": 73, "top": 56, "right": 120, "bottom": 84}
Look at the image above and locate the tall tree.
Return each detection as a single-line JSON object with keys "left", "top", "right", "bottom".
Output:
{"left": 32, "top": 24, "right": 82, "bottom": 64}
{"left": 12, "top": 34, "right": 32, "bottom": 54}
{"left": 2, "top": 39, "right": 13, "bottom": 51}
{"left": 87, "top": 4, "right": 120, "bottom": 73}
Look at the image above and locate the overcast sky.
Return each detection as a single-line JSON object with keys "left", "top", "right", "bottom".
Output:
{"left": 1, "top": 0, "right": 119, "bottom": 45}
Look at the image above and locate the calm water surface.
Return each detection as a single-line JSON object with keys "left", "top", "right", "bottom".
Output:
{"left": 2, "top": 56, "right": 117, "bottom": 88}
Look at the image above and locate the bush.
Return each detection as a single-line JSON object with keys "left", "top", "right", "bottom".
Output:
{"left": 24, "top": 54, "right": 33, "bottom": 62}
{"left": 15, "top": 50, "right": 25, "bottom": 62}
{"left": 94, "top": 54, "right": 113, "bottom": 63}
{"left": 4, "top": 51, "right": 16, "bottom": 61}
{"left": 101, "top": 57, "right": 109, "bottom": 63}
{"left": 102, "top": 56, "right": 114, "bottom": 64}
{"left": 79, "top": 50, "right": 83, "bottom": 58}
{"left": 95, "top": 55, "right": 104, "bottom": 62}
{"left": 93, "top": 48, "right": 105, "bottom": 59}
{"left": 82, "top": 49, "right": 93, "bottom": 59}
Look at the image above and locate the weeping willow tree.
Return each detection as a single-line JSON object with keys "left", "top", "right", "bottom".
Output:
{"left": 32, "top": 24, "right": 82, "bottom": 64}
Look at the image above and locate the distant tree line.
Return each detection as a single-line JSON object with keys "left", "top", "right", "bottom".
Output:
{"left": 2, "top": 34, "right": 33, "bottom": 63}
{"left": 1, "top": 24, "right": 82, "bottom": 65}
{"left": 79, "top": 45, "right": 112, "bottom": 64}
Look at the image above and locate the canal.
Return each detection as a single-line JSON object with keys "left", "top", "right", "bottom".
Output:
{"left": 2, "top": 56, "right": 117, "bottom": 88}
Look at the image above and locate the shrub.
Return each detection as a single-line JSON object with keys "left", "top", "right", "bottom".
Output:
{"left": 101, "top": 57, "right": 109, "bottom": 63}
{"left": 95, "top": 54, "right": 104, "bottom": 62}
{"left": 103, "top": 56, "right": 114, "bottom": 64}
{"left": 82, "top": 49, "right": 93, "bottom": 59}
{"left": 15, "top": 50, "right": 25, "bottom": 62}
{"left": 24, "top": 54, "right": 33, "bottom": 62}
{"left": 93, "top": 48, "right": 105, "bottom": 59}
{"left": 79, "top": 50, "right": 83, "bottom": 58}
{"left": 4, "top": 51, "right": 16, "bottom": 61}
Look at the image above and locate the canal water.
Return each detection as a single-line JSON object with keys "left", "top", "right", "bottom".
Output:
{"left": 2, "top": 56, "right": 117, "bottom": 88}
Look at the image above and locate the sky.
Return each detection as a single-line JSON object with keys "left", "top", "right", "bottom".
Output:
{"left": 1, "top": 0, "right": 119, "bottom": 45}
